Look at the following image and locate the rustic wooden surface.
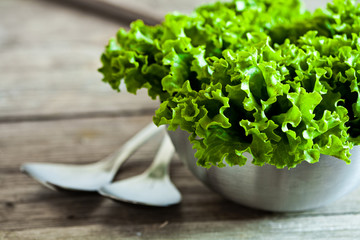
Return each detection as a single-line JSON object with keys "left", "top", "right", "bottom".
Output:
{"left": 1, "top": 0, "right": 360, "bottom": 239}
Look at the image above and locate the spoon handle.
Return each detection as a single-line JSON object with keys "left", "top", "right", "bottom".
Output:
{"left": 102, "top": 123, "right": 166, "bottom": 174}
{"left": 145, "top": 134, "right": 175, "bottom": 179}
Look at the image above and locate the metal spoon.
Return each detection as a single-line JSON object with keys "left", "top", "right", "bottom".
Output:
{"left": 98, "top": 133, "right": 181, "bottom": 207}
{"left": 20, "top": 123, "right": 165, "bottom": 192}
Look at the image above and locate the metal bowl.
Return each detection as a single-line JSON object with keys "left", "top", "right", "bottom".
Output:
{"left": 168, "top": 129, "right": 360, "bottom": 212}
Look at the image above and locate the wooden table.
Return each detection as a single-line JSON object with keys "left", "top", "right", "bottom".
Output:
{"left": 1, "top": 0, "right": 360, "bottom": 239}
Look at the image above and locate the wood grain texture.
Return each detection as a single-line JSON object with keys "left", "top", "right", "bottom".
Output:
{"left": 1, "top": 116, "right": 360, "bottom": 239}
{"left": 1, "top": 0, "right": 360, "bottom": 239}
{"left": 2, "top": 214, "right": 360, "bottom": 240}
{"left": 0, "top": 0, "right": 158, "bottom": 120}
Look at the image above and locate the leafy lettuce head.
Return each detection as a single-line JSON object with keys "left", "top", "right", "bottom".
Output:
{"left": 99, "top": 0, "right": 360, "bottom": 168}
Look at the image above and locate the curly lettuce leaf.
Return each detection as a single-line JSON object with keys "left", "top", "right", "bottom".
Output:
{"left": 99, "top": 0, "right": 360, "bottom": 169}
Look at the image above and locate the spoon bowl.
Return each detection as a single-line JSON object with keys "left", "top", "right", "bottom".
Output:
{"left": 21, "top": 123, "right": 165, "bottom": 192}
{"left": 21, "top": 161, "right": 115, "bottom": 191}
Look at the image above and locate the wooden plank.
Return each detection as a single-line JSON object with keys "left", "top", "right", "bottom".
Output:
{"left": 0, "top": 0, "right": 158, "bottom": 120}
{"left": 1, "top": 116, "right": 360, "bottom": 235}
{"left": 0, "top": 72, "right": 159, "bottom": 121}
{"left": 0, "top": 116, "right": 156, "bottom": 168}
{"left": 1, "top": 214, "right": 360, "bottom": 239}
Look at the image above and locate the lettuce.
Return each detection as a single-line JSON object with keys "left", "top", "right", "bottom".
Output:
{"left": 99, "top": 0, "right": 360, "bottom": 168}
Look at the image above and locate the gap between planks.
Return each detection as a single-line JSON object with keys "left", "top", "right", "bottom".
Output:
{"left": 0, "top": 108, "right": 156, "bottom": 124}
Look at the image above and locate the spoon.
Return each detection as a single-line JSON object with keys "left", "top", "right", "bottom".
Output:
{"left": 98, "top": 133, "right": 181, "bottom": 207}
{"left": 20, "top": 123, "right": 165, "bottom": 192}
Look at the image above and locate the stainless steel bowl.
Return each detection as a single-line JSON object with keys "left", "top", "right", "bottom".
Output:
{"left": 168, "top": 129, "right": 360, "bottom": 212}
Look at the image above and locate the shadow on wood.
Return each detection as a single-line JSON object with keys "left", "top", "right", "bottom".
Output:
{"left": 36, "top": 0, "right": 161, "bottom": 25}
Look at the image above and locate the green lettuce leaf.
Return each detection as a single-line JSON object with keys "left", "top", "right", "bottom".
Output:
{"left": 99, "top": 0, "right": 360, "bottom": 168}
